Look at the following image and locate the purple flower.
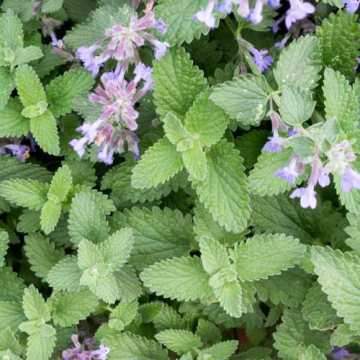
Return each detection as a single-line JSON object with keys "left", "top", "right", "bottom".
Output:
{"left": 155, "top": 19, "right": 168, "bottom": 34}
{"left": 331, "top": 347, "right": 352, "bottom": 360}
{"left": 236, "top": 0, "right": 251, "bottom": 17}
{"left": 343, "top": 0, "right": 359, "bottom": 12}
{"left": 263, "top": 134, "right": 284, "bottom": 152}
{"left": 62, "top": 335, "right": 109, "bottom": 360}
{"left": 195, "top": 0, "right": 217, "bottom": 28}
{"left": 248, "top": 0, "right": 267, "bottom": 24}
{"left": 76, "top": 44, "right": 108, "bottom": 77}
{"left": 341, "top": 167, "right": 360, "bottom": 192}
{"left": 290, "top": 186, "right": 317, "bottom": 209}
{"left": 248, "top": 47, "right": 273, "bottom": 72}
{"left": 285, "top": 0, "right": 315, "bottom": 29}
{"left": 268, "top": 0, "right": 280, "bottom": 8}
{"left": 276, "top": 156, "right": 304, "bottom": 184}
{"left": 0, "top": 144, "right": 30, "bottom": 162}
{"left": 217, "top": 0, "right": 233, "bottom": 13}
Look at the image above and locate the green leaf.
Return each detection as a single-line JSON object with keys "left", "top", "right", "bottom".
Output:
{"left": 13, "top": 46, "right": 43, "bottom": 67}
{"left": 0, "top": 68, "right": 15, "bottom": 110}
{"left": 48, "top": 164, "right": 73, "bottom": 203}
{"left": 40, "top": 200, "right": 62, "bottom": 235}
{"left": 30, "top": 110, "right": 60, "bottom": 155}
{"left": 279, "top": 87, "right": 315, "bottom": 126}
{"left": 0, "top": 328, "right": 23, "bottom": 355}
{"left": 0, "top": 302, "right": 25, "bottom": 331}
{"left": 50, "top": 289, "right": 98, "bottom": 327}
{"left": 210, "top": 75, "right": 270, "bottom": 127}
{"left": 0, "top": 231, "right": 9, "bottom": 267}
{"left": 199, "top": 237, "right": 229, "bottom": 276}
{"left": 273, "top": 309, "right": 331, "bottom": 360}
{"left": 141, "top": 256, "right": 213, "bottom": 302}
{"left": 192, "top": 140, "right": 251, "bottom": 233}
{"left": 112, "top": 207, "right": 193, "bottom": 269}
{"left": 302, "top": 283, "right": 340, "bottom": 331}
{"left": 311, "top": 246, "right": 360, "bottom": 333}
{"left": 331, "top": 323, "right": 360, "bottom": 347}
{"left": 104, "top": 332, "right": 168, "bottom": 360}
{"left": 46, "top": 68, "right": 94, "bottom": 117}
{"left": 41, "top": 0, "right": 64, "bottom": 13}
{"left": 15, "top": 64, "right": 46, "bottom": 107}
{"left": 109, "top": 300, "right": 138, "bottom": 331}
{"left": 68, "top": 190, "right": 111, "bottom": 245}
{"left": 131, "top": 138, "right": 184, "bottom": 190}
{"left": 323, "top": 67, "right": 359, "bottom": 134}
{"left": 248, "top": 149, "right": 296, "bottom": 196}
{"left": 196, "top": 319, "right": 222, "bottom": 346}
{"left": 0, "top": 179, "right": 48, "bottom": 210}
{"left": 198, "top": 340, "right": 238, "bottom": 360}
{"left": 232, "top": 234, "right": 306, "bottom": 281}
{"left": 0, "top": 267, "right": 25, "bottom": 302}
{"left": 47, "top": 256, "right": 82, "bottom": 292}
{"left": 345, "top": 212, "right": 360, "bottom": 252}
{"left": 317, "top": 11, "right": 360, "bottom": 79}
{"left": 156, "top": 330, "right": 203, "bottom": 355}
{"left": 25, "top": 324, "right": 56, "bottom": 360}
{"left": 153, "top": 47, "right": 207, "bottom": 118}
{"left": 115, "top": 266, "right": 143, "bottom": 302}
{"left": 299, "top": 345, "right": 326, "bottom": 360}
{"left": 156, "top": 0, "right": 215, "bottom": 46}
{"left": 182, "top": 141, "right": 208, "bottom": 181}
{"left": 0, "top": 10, "right": 23, "bottom": 50}
{"left": 184, "top": 89, "right": 229, "bottom": 147}
{"left": 21, "top": 100, "right": 48, "bottom": 118}
{"left": 24, "top": 233, "right": 64, "bottom": 280}
{"left": 274, "top": 36, "right": 322, "bottom": 91}
{"left": 162, "top": 111, "right": 191, "bottom": 149}
{"left": 23, "top": 285, "right": 50, "bottom": 322}
{"left": 0, "top": 99, "right": 29, "bottom": 137}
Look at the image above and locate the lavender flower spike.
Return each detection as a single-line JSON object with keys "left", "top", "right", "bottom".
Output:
{"left": 0, "top": 144, "right": 30, "bottom": 162}
{"left": 76, "top": 44, "right": 108, "bottom": 77}
{"left": 343, "top": 0, "right": 359, "bottom": 12}
{"left": 276, "top": 156, "right": 304, "bottom": 184}
{"left": 195, "top": 0, "right": 217, "bottom": 28}
{"left": 331, "top": 347, "right": 352, "bottom": 360}
{"left": 262, "top": 113, "right": 286, "bottom": 153}
{"left": 248, "top": 0, "right": 267, "bottom": 24}
{"left": 290, "top": 186, "right": 317, "bottom": 209}
{"left": 248, "top": 47, "right": 273, "bottom": 72}
{"left": 62, "top": 335, "right": 109, "bottom": 360}
{"left": 285, "top": 0, "right": 315, "bottom": 29}
{"left": 341, "top": 167, "right": 360, "bottom": 192}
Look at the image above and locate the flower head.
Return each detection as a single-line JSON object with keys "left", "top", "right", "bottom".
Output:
{"left": 290, "top": 186, "right": 317, "bottom": 208}
{"left": 341, "top": 167, "right": 360, "bottom": 192}
{"left": 285, "top": 0, "right": 315, "bottom": 29}
{"left": 343, "top": 0, "right": 359, "bottom": 12}
{"left": 195, "top": 0, "right": 217, "bottom": 27}
{"left": 0, "top": 144, "right": 30, "bottom": 162}
{"left": 62, "top": 335, "right": 109, "bottom": 360}
{"left": 76, "top": 44, "right": 108, "bottom": 77}
{"left": 248, "top": 47, "right": 273, "bottom": 72}
{"left": 248, "top": 0, "right": 267, "bottom": 23}
{"left": 276, "top": 156, "right": 304, "bottom": 184}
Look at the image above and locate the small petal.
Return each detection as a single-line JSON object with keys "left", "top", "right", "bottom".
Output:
{"left": 263, "top": 135, "right": 283, "bottom": 153}
{"left": 290, "top": 186, "right": 317, "bottom": 209}
{"left": 285, "top": 0, "right": 315, "bottom": 29}
{"left": 341, "top": 167, "right": 360, "bottom": 192}
{"left": 343, "top": 0, "right": 359, "bottom": 12}
{"left": 195, "top": 0, "right": 217, "bottom": 28}
{"left": 248, "top": 47, "right": 273, "bottom": 72}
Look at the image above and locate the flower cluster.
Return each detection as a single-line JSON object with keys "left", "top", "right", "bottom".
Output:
{"left": 263, "top": 114, "right": 360, "bottom": 209}
{"left": 0, "top": 143, "right": 30, "bottom": 162}
{"left": 70, "top": 2, "right": 168, "bottom": 164}
{"left": 62, "top": 335, "right": 109, "bottom": 360}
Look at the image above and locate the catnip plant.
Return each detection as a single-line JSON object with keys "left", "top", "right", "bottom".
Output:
{"left": 0, "top": 0, "right": 358, "bottom": 359}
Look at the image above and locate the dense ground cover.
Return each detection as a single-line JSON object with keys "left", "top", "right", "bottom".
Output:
{"left": 0, "top": 0, "right": 359, "bottom": 359}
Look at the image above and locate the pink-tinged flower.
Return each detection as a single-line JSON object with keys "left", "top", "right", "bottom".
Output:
{"left": 236, "top": 0, "right": 251, "bottom": 17}
{"left": 285, "top": 0, "right": 315, "bottom": 29}
{"left": 62, "top": 335, "right": 109, "bottom": 360}
{"left": 290, "top": 186, "right": 317, "bottom": 209}
{"left": 331, "top": 347, "right": 352, "bottom": 360}
{"left": 217, "top": 0, "right": 233, "bottom": 14}
{"left": 195, "top": 0, "right": 217, "bottom": 28}
{"left": 263, "top": 113, "right": 287, "bottom": 153}
{"left": 0, "top": 144, "right": 30, "bottom": 162}
{"left": 276, "top": 156, "right": 304, "bottom": 184}
{"left": 76, "top": 44, "right": 108, "bottom": 76}
{"left": 248, "top": 0, "right": 267, "bottom": 24}
{"left": 341, "top": 167, "right": 360, "bottom": 192}
{"left": 343, "top": 0, "right": 359, "bottom": 12}
{"left": 248, "top": 47, "right": 273, "bottom": 72}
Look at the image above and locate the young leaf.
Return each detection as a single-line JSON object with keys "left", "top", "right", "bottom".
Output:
{"left": 140, "top": 256, "right": 213, "bottom": 302}
{"left": 47, "top": 164, "right": 73, "bottom": 203}
{"left": 0, "top": 98, "right": 29, "bottom": 137}
{"left": 0, "top": 10, "right": 23, "bottom": 50}
{"left": 131, "top": 138, "right": 184, "bottom": 190}
{"left": 211, "top": 75, "right": 270, "bottom": 127}
{"left": 156, "top": 330, "right": 203, "bottom": 355}
{"left": 22, "top": 285, "right": 50, "bottom": 322}
{"left": 25, "top": 324, "right": 56, "bottom": 360}
{"left": 182, "top": 141, "right": 208, "bottom": 181}
{"left": 232, "top": 234, "right": 306, "bottom": 281}
{"left": 109, "top": 300, "right": 138, "bottom": 331}
{"left": 0, "top": 68, "right": 15, "bottom": 110}
{"left": 274, "top": 36, "right": 322, "bottom": 91}
{"left": 0, "top": 302, "right": 25, "bottom": 331}
{"left": 198, "top": 340, "right": 238, "bottom": 360}
{"left": 153, "top": 47, "right": 207, "bottom": 118}
{"left": 40, "top": 200, "right": 62, "bottom": 235}
{"left": 13, "top": 46, "right": 43, "bottom": 67}
{"left": 192, "top": 140, "right": 251, "bottom": 233}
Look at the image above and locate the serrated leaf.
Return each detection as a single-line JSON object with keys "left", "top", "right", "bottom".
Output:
{"left": 211, "top": 75, "right": 270, "bottom": 127}
{"left": 41, "top": 0, "right": 64, "bottom": 13}
{"left": 0, "top": 179, "right": 48, "bottom": 211}
{"left": 153, "top": 47, "right": 207, "bottom": 118}
{"left": 131, "top": 138, "right": 184, "bottom": 190}
{"left": 104, "top": 332, "right": 168, "bottom": 360}
{"left": 273, "top": 309, "right": 331, "bottom": 360}
{"left": 196, "top": 319, "right": 222, "bottom": 346}
{"left": 47, "top": 164, "right": 72, "bottom": 203}
{"left": 184, "top": 89, "right": 229, "bottom": 147}
{"left": 156, "top": 330, "right": 203, "bottom": 354}
{"left": 30, "top": 110, "right": 60, "bottom": 155}
{"left": 23, "top": 285, "right": 50, "bottom": 322}
{"left": 182, "top": 141, "right": 208, "bottom": 181}
{"left": 302, "top": 283, "right": 340, "bottom": 331}
{"left": 248, "top": 149, "right": 296, "bottom": 196}
{"left": 50, "top": 289, "right": 98, "bottom": 327}
{"left": 317, "top": 11, "right": 360, "bottom": 79}
{"left": 13, "top": 46, "right": 43, "bottom": 67}
{"left": 279, "top": 87, "right": 315, "bottom": 126}
{"left": 0, "top": 98, "right": 29, "bottom": 137}
{"left": 0, "top": 68, "right": 15, "bottom": 110}
{"left": 198, "top": 340, "right": 238, "bottom": 360}
{"left": 40, "top": 200, "right": 62, "bottom": 235}
{"left": 199, "top": 237, "right": 229, "bottom": 276}
{"left": 311, "top": 246, "right": 360, "bottom": 333}
{"left": 274, "top": 36, "right": 322, "bottom": 91}
{"left": 25, "top": 324, "right": 56, "bottom": 360}
{"left": 115, "top": 266, "right": 143, "bottom": 302}
{"left": 0, "top": 231, "right": 9, "bottom": 267}
{"left": 330, "top": 323, "right": 360, "bottom": 347}
{"left": 299, "top": 345, "right": 326, "bottom": 360}
{"left": 141, "top": 256, "right": 213, "bottom": 302}
{"left": 192, "top": 140, "right": 251, "bottom": 233}
{"left": 162, "top": 111, "right": 191, "bottom": 150}
{"left": 232, "top": 234, "right": 305, "bottom": 281}
{"left": 0, "top": 10, "right": 23, "bottom": 50}
{"left": 156, "top": 0, "right": 214, "bottom": 46}
{"left": 109, "top": 300, "right": 138, "bottom": 331}
{"left": 47, "top": 256, "right": 82, "bottom": 292}
{"left": 112, "top": 207, "right": 193, "bottom": 269}
{"left": 24, "top": 233, "right": 64, "bottom": 280}
{"left": 68, "top": 191, "right": 111, "bottom": 245}
{"left": 323, "top": 68, "right": 359, "bottom": 134}
{"left": 46, "top": 68, "right": 94, "bottom": 117}
{"left": 345, "top": 212, "right": 360, "bottom": 252}
{"left": 0, "top": 267, "right": 25, "bottom": 302}
{"left": 0, "top": 328, "right": 23, "bottom": 355}
{"left": 15, "top": 64, "right": 46, "bottom": 108}
{"left": 0, "top": 302, "right": 25, "bottom": 331}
